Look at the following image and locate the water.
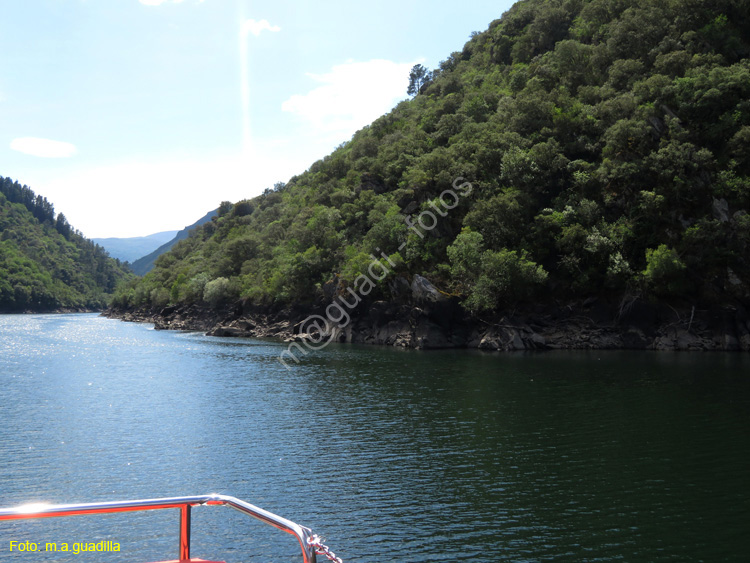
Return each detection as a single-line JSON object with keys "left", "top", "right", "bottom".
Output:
{"left": 1, "top": 313, "right": 749, "bottom": 562}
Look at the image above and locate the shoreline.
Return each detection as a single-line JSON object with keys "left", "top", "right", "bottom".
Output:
{"left": 105, "top": 296, "right": 750, "bottom": 352}
{"left": 0, "top": 308, "right": 102, "bottom": 315}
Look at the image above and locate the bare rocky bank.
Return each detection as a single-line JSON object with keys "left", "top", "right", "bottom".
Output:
{"left": 106, "top": 277, "right": 750, "bottom": 352}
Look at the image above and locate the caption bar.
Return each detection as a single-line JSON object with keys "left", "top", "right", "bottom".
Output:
{"left": 9, "top": 540, "right": 121, "bottom": 554}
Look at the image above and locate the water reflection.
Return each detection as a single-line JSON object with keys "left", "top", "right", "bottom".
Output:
{"left": 0, "top": 314, "right": 748, "bottom": 562}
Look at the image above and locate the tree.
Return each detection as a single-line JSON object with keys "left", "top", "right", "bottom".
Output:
{"left": 466, "top": 249, "right": 548, "bottom": 313}
{"left": 407, "top": 64, "right": 432, "bottom": 97}
{"left": 446, "top": 230, "right": 484, "bottom": 289}
{"left": 641, "top": 245, "right": 687, "bottom": 296}
{"left": 107, "top": 0, "right": 750, "bottom": 315}
{"left": 217, "top": 201, "right": 233, "bottom": 217}
{"left": 203, "top": 277, "right": 231, "bottom": 306}
{"left": 55, "top": 213, "right": 72, "bottom": 239}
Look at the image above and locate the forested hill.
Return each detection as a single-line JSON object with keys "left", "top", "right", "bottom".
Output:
{"left": 0, "top": 176, "right": 132, "bottom": 312}
{"left": 113, "top": 0, "right": 750, "bottom": 324}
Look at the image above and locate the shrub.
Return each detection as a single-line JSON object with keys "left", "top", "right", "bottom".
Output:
{"left": 641, "top": 245, "right": 686, "bottom": 296}
{"left": 466, "top": 249, "right": 548, "bottom": 313}
{"left": 150, "top": 287, "right": 169, "bottom": 309}
{"left": 187, "top": 273, "right": 210, "bottom": 302}
{"left": 203, "top": 277, "right": 231, "bottom": 306}
{"left": 446, "top": 230, "right": 484, "bottom": 287}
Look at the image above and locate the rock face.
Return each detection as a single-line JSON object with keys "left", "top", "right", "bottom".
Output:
{"left": 411, "top": 274, "right": 448, "bottom": 304}
{"left": 106, "top": 276, "right": 750, "bottom": 353}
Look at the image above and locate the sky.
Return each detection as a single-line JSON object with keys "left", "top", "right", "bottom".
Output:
{"left": 1, "top": 0, "right": 514, "bottom": 238}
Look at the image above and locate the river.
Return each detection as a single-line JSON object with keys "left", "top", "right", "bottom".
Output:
{"left": 0, "top": 313, "right": 748, "bottom": 562}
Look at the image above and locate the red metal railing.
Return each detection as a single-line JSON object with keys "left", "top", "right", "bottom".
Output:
{"left": 0, "top": 494, "right": 317, "bottom": 563}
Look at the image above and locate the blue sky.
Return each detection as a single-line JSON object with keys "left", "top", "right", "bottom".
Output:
{"left": 1, "top": 0, "right": 514, "bottom": 238}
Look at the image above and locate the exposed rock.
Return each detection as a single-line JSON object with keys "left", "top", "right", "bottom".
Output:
{"left": 106, "top": 297, "right": 750, "bottom": 353}
{"left": 724, "top": 334, "right": 740, "bottom": 351}
{"left": 411, "top": 275, "right": 447, "bottom": 303}
{"left": 728, "top": 268, "right": 743, "bottom": 286}
{"left": 321, "top": 276, "right": 340, "bottom": 301}
{"left": 527, "top": 331, "right": 547, "bottom": 349}
{"left": 414, "top": 318, "right": 452, "bottom": 349}
{"left": 647, "top": 115, "right": 665, "bottom": 138}
{"left": 712, "top": 198, "right": 730, "bottom": 223}
{"left": 377, "top": 320, "right": 412, "bottom": 346}
{"left": 402, "top": 201, "right": 419, "bottom": 215}
{"left": 388, "top": 276, "right": 411, "bottom": 302}
{"left": 208, "top": 325, "right": 246, "bottom": 337}
{"left": 621, "top": 328, "right": 648, "bottom": 349}
{"left": 478, "top": 334, "right": 501, "bottom": 351}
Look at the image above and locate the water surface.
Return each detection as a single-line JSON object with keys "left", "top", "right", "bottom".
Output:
{"left": 1, "top": 314, "right": 748, "bottom": 562}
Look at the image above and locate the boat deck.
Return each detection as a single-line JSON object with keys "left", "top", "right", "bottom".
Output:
{"left": 148, "top": 560, "right": 225, "bottom": 563}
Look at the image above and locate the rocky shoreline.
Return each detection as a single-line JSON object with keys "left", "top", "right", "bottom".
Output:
{"left": 1, "top": 307, "right": 103, "bottom": 315}
{"left": 106, "top": 277, "right": 750, "bottom": 352}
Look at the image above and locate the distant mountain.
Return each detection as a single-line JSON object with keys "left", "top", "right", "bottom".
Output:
{"left": 0, "top": 176, "right": 132, "bottom": 312}
{"left": 130, "top": 209, "right": 217, "bottom": 276}
{"left": 94, "top": 230, "right": 179, "bottom": 263}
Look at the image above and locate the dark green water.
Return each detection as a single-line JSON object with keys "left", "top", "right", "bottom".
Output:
{"left": 1, "top": 314, "right": 748, "bottom": 562}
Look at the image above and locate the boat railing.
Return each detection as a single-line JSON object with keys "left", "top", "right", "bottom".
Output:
{"left": 0, "top": 493, "right": 319, "bottom": 563}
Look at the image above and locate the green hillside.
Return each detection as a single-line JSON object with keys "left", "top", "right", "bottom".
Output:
{"left": 0, "top": 176, "right": 132, "bottom": 312}
{"left": 112, "top": 0, "right": 750, "bottom": 317}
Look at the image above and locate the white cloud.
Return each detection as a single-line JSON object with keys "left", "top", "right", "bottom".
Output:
{"left": 36, "top": 150, "right": 311, "bottom": 238}
{"left": 281, "top": 59, "right": 414, "bottom": 140}
{"left": 10, "top": 137, "right": 77, "bottom": 158}
{"left": 241, "top": 19, "right": 281, "bottom": 37}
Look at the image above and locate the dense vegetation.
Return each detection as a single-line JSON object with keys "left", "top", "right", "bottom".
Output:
{"left": 113, "top": 0, "right": 750, "bottom": 316}
{"left": 0, "top": 176, "right": 132, "bottom": 311}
